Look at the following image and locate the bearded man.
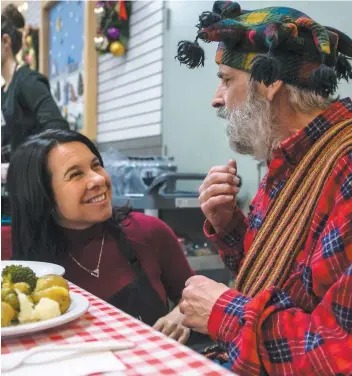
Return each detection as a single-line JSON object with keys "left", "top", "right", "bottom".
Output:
{"left": 176, "top": 2, "right": 352, "bottom": 375}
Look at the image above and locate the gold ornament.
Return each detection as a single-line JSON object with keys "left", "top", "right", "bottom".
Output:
{"left": 26, "top": 35, "right": 32, "bottom": 46}
{"left": 110, "top": 41, "right": 125, "bottom": 56}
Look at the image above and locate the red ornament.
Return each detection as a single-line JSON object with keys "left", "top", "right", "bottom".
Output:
{"left": 118, "top": 0, "right": 128, "bottom": 21}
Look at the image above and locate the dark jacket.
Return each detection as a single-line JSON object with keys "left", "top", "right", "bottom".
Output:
{"left": 1, "top": 66, "right": 69, "bottom": 162}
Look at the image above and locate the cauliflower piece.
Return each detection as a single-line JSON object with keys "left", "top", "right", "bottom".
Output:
{"left": 15, "top": 289, "right": 36, "bottom": 324}
{"left": 15, "top": 290, "right": 61, "bottom": 324}
{"left": 33, "top": 298, "right": 61, "bottom": 321}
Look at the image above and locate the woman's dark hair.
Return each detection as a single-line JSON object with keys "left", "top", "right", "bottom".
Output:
{"left": 7, "top": 129, "right": 130, "bottom": 262}
{"left": 1, "top": 4, "right": 25, "bottom": 56}
{"left": 2, "top": 4, "right": 25, "bottom": 28}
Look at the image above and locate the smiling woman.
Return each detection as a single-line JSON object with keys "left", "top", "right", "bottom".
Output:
{"left": 6, "top": 129, "right": 196, "bottom": 345}
{"left": 6, "top": 129, "right": 118, "bottom": 262}
{"left": 47, "top": 141, "right": 113, "bottom": 230}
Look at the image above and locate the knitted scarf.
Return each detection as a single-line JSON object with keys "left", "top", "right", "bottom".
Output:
{"left": 234, "top": 118, "right": 352, "bottom": 297}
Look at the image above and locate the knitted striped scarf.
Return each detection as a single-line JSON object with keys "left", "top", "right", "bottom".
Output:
{"left": 234, "top": 118, "right": 352, "bottom": 297}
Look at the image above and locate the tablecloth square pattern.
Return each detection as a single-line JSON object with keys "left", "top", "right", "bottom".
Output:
{"left": 1, "top": 283, "right": 233, "bottom": 376}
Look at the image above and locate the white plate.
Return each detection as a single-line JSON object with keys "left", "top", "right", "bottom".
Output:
{"left": 1, "top": 261, "right": 65, "bottom": 277}
{"left": 1, "top": 292, "right": 89, "bottom": 338}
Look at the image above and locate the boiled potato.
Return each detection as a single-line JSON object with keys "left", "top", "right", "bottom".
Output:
{"left": 4, "top": 292, "right": 20, "bottom": 311}
{"left": 1, "top": 301, "right": 16, "bottom": 327}
{"left": 13, "top": 282, "right": 30, "bottom": 295}
{"left": 1, "top": 287, "right": 13, "bottom": 302}
{"left": 35, "top": 275, "right": 69, "bottom": 293}
{"left": 32, "top": 286, "right": 70, "bottom": 314}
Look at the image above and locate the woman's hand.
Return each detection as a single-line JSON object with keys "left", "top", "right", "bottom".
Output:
{"left": 153, "top": 305, "right": 190, "bottom": 344}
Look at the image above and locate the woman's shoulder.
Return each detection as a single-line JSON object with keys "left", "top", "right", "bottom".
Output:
{"left": 16, "top": 65, "right": 35, "bottom": 79}
{"left": 121, "top": 212, "right": 174, "bottom": 244}
{"left": 16, "top": 66, "right": 49, "bottom": 86}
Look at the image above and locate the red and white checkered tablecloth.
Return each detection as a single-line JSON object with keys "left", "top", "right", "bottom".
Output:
{"left": 1, "top": 283, "right": 233, "bottom": 376}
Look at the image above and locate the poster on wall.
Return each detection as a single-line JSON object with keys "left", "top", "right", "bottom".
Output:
{"left": 49, "top": 1, "right": 84, "bottom": 131}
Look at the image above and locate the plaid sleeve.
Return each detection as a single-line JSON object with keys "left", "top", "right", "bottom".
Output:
{"left": 203, "top": 207, "right": 248, "bottom": 275}
{"left": 208, "top": 266, "right": 352, "bottom": 375}
{"left": 207, "top": 154, "right": 352, "bottom": 376}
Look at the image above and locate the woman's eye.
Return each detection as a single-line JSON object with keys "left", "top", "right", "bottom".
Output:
{"left": 92, "top": 162, "right": 101, "bottom": 169}
{"left": 69, "top": 171, "right": 82, "bottom": 179}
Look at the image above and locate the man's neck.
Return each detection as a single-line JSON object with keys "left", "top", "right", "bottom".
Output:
{"left": 285, "top": 110, "right": 323, "bottom": 136}
{"left": 273, "top": 89, "right": 326, "bottom": 136}
{"left": 1, "top": 59, "right": 17, "bottom": 85}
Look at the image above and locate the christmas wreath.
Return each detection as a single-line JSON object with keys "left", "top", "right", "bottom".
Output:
{"left": 94, "top": 1, "right": 132, "bottom": 56}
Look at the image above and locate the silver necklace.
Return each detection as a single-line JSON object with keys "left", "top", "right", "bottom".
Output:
{"left": 68, "top": 232, "right": 105, "bottom": 278}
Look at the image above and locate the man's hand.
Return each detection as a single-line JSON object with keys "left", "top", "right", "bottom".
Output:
{"left": 199, "top": 159, "right": 240, "bottom": 234}
{"left": 180, "top": 275, "right": 229, "bottom": 334}
{"left": 153, "top": 306, "right": 190, "bottom": 344}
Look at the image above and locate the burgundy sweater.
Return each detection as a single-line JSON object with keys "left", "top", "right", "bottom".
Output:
{"left": 60, "top": 212, "right": 194, "bottom": 305}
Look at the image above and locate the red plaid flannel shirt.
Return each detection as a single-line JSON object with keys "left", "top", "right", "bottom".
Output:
{"left": 204, "top": 98, "right": 352, "bottom": 376}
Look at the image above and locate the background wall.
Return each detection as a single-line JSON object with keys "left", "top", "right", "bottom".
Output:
{"left": 162, "top": 1, "right": 352, "bottom": 205}
{"left": 24, "top": 0, "right": 40, "bottom": 27}
{"left": 96, "top": 1, "right": 165, "bottom": 155}
{"left": 19, "top": 0, "right": 352, "bottom": 205}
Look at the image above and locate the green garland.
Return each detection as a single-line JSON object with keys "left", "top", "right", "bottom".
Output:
{"left": 94, "top": 1, "right": 132, "bottom": 56}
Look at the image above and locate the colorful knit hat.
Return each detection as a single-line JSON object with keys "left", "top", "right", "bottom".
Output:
{"left": 176, "top": 1, "right": 352, "bottom": 97}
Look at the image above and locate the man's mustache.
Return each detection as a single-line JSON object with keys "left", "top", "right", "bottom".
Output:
{"left": 216, "top": 106, "right": 229, "bottom": 119}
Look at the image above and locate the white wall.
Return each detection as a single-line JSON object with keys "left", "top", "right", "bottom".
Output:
{"left": 162, "top": 1, "right": 352, "bottom": 206}
{"left": 97, "top": 1, "right": 164, "bottom": 144}
{"left": 25, "top": 1, "right": 41, "bottom": 27}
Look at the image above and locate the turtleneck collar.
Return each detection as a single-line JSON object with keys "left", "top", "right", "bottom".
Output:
{"left": 60, "top": 222, "right": 104, "bottom": 248}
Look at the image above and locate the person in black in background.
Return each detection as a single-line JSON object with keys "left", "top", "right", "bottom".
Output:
{"left": 1, "top": 4, "right": 68, "bottom": 170}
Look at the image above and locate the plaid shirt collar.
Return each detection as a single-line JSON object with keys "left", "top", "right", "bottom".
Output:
{"left": 273, "top": 97, "right": 352, "bottom": 166}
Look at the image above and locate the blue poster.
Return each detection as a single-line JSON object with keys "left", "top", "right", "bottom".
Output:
{"left": 49, "top": 1, "right": 84, "bottom": 131}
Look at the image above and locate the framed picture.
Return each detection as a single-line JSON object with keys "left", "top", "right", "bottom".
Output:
{"left": 39, "top": 0, "right": 97, "bottom": 140}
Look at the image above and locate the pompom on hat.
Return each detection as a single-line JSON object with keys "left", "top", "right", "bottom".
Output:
{"left": 176, "top": 1, "right": 352, "bottom": 97}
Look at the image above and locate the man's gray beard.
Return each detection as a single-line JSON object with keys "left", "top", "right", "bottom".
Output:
{"left": 216, "top": 106, "right": 228, "bottom": 120}
{"left": 219, "top": 81, "right": 288, "bottom": 161}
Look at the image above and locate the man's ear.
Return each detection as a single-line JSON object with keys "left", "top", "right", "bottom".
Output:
{"left": 257, "top": 80, "right": 284, "bottom": 101}
{"left": 266, "top": 80, "right": 284, "bottom": 101}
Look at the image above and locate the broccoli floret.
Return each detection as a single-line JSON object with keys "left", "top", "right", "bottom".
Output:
{"left": 2, "top": 265, "right": 37, "bottom": 293}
